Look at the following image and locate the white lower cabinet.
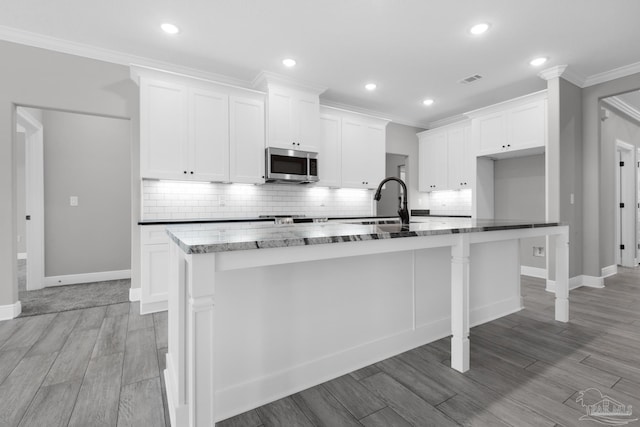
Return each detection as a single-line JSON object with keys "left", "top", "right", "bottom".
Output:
{"left": 418, "top": 121, "right": 472, "bottom": 192}
{"left": 140, "top": 226, "right": 169, "bottom": 314}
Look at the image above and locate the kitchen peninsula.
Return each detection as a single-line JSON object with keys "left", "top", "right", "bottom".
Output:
{"left": 164, "top": 217, "right": 569, "bottom": 426}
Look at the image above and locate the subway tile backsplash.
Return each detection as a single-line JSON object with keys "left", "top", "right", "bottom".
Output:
{"left": 142, "top": 180, "right": 375, "bottom": 219}
{"left": 425, "top": 189, "right": 472, "bottom": 216}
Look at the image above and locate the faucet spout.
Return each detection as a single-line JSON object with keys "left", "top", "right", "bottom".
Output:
{"left": 373, "top": 177, "right": 410, "bottom": 224}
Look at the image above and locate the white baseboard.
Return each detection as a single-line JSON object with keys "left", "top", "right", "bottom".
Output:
{"left": 520, "top": 265, "right": 547, "bottom": 279}
{"left": 546, "top": 275, "right": 605, "bottom": 292}
{"left": 140, "top": 299, "right": 168, "bottom": 315}
{"left": 129, "top": 287, "right": 141, "bottom": 302}
{"left": 44, "top": 269, "right": 131, "bottom": 287}
{"left": 207, "top": 296, "right": 521, "bottom": 421}
{"left": 17, "top": 253, "right": 27, "bottom": 260}
{"left": 0, "top": 301, "right": 22, "bottom": 321}
{"left": 601, "top": 264, "right": 618, "bottom": 278}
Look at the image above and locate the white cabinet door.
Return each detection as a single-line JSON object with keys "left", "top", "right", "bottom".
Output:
{"left": 295, "top": 92, "right": 320, "bottom": 152}
{"left": 319, "top": 113, "right": 342, "bottom": 187}
{"left": 189, "top": 88, "right": 229, "bottom": 182}
{"left": 363, "top": 124, "right": 386, "bottom": 189}
{"left": 473, "top": 111, "right": 506, "bottom": 157}
{"left": 230, "top": 96, "right": 265, "bottom": 184}
{"left": 141, "top": 79, "right": 187, "bottom": 179}
{"left": 447, "top": 125, "right": 472, "bottom": 190}
{"left": 267, "top": 86, "right": 319, "bottom": 152}
{"left": 267, "top": 88, "right": 294, "bottom": 150}
{"left": 507, "top": 99, "right": 546, "bottom": 151}
{"left": 341, "top": 119, "right": 369, "bottom": 188}
{"left": 419, "top": 131, "right": 448, "bottom": 192}
{"left": 140, "top": 225, "right": 169, "bottom": 314}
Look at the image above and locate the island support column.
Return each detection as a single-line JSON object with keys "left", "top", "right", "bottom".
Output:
{"left": 450, "top": 234, "right": 470, "bottom": 372}
{"left": 554, "top": 231, "right": 569, "bottom": 322}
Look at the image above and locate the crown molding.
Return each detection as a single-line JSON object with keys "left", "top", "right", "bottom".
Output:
{"left": 0, "top": 24, "right": 252, "bottom": 89}
{"left": 537, "top": 65, "right": 587, "bottom": 88}
{"left": 583, "top": 60, "right": 640, "bottom": 88}
{"left": 427, "top": 114, "right": 469, "bottom": 129}
{"left": 252, "top": 70, "right": 328, "bottom": 95}
{"left": 602, "top": 96, "right": 640, "bottom": 124}
{"left": 538, "top": 65, "right": 568, "bottom": 81}
{"left": 465, "top": 89, "right": 548, "bottom": 118}
{"left": 320, "top": 99, "right": 426, "bottom": 129}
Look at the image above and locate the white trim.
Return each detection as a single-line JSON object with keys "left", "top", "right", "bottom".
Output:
{"left": 546, "top": 275, "right": 605, "bottom": 292}
{"left": 538, "top": 65, "right": 569, "bottom": 81}
{"left": 252, "top": 70, "right": 328, "bottom": 95}
{"left": 43, "top": 269, "right": 131, "bottom": 287}
{"left": 464, "top": 89, "right": 548, "bottom": 118}
{"left": 601, "top": 264, "right": 618, "bottom": 278}
{"left": 140, "top": 299, "right": 168, "bottom": 315}
{"left": 584, "top": 60, "right": 640, "bottom": 88}
{"left": 129, "top": 287, "right": 141, "bottom": 302}
{"left": 17, "top": 253, "right": 27, "bottom": 260}
{"left": 602, "top": 97, "right": 640, "bottom": 124}
{"left": 320, "top": 99, "right": 427, "bottom": 129}
{"left": 0, "top": 25, "right": 250, "bottom": 89}
{"left": 427, "top": 114, "right": 469, "bottom": 130}
{"left": 0, "top": 301, "right": 22, "bottom": 321}
{"left": 520, "top": 265, "right": 547, "bottom": 279}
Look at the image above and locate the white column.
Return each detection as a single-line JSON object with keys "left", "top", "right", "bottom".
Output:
{"left": 165, "top": 240, "right": 188, "bottom": 427}
{"left": 554, "top": 230, "right": 569, "bottom": 322}
{"left": 187, "top": 252, "right": 217, "bottom": 427}
{"left": 451, "top": 234, "right": 470, "bottom": 372}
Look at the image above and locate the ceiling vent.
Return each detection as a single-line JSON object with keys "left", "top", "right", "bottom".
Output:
{"left": 459, "top": 74, "right": 483, "bottom": 84}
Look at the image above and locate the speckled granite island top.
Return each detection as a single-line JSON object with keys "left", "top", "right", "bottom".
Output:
{"left": 166, "top": 217, "right": 561, "bottom": 254}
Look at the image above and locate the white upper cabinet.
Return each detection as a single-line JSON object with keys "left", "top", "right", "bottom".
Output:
{"left": 188, "top": 88, "right": 230, "bottom": 182}
{"left": 468, "top": 91, "right": 547, "bottom": 158}
{"left": 230, "top": 96, "right": 265, "bottom": 184}
{"left": 318, "top": 110, "right": 342, "bottom": 188}
{"left": 254, "top": 73, "right": 325, "bottom": 153}
{"left": 140, "top": 79, "right": 187, "bottom": 179}
{"left": 418, "top": 121, "right": 472, "bottom": 192}
{"left": 340, "top": 115, "right": 387, "bottom": 189}
{"left": 133, "top": 67, "right": 266, "bottom": 184}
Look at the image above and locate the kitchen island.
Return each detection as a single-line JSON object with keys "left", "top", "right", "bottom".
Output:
{"left": 164, "top": 218, "right": 569, "bottom": 426}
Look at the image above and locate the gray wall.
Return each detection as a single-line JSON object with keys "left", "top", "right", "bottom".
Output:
{"left": 0, "top": 40, "right": 139, "bottom": 307}
{"left": 599, "top": 104, "right": 640, "bottom": 267}
{"left": 582, "top": 72, "right": 640, "bottom": 276}
{"left": 494, "top": 154, "right": 546, "bottom": 268}
{"left": 378, "top": 153, "right": 408, "bottom": 217}
{"left": 385, "top": 122, "right": 427, "bottom": 212}
{"left": 43, "top": 110, "right": 131, "bottom": 276}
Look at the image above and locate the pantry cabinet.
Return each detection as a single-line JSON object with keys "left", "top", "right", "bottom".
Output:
{"left": 418, "top": 121, "right": 472, "bottom": 192}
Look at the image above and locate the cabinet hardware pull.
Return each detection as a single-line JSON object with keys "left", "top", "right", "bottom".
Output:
{"left": 183, "top": 171, "right": 187, "bottom": 174}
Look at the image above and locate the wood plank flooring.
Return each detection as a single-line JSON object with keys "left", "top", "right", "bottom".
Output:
{"left": 0, "top": 269, "right": 638, "bottom": 426}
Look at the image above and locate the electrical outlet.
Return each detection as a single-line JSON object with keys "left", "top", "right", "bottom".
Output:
{"left": 533, "top": 246, "right": 545, "bottom": 257}
{"left": 218, "top": 196, "right": 226, "bottom": 207}
{"left": 70, "top": 196, "right": 78, "bottom": 207}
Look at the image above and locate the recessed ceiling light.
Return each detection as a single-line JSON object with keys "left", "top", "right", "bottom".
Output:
{"left": 423, "top": 99, "right": 435, "bottom": 106}
{"left": 282, "top": 58, "right": 296, "bottom": 67}
{"left": 469, "top": 23, "right": 490, "bottom": 35}
{"left": 161, "top": 23, "right": 180, "bottom": 34}
{"left": 530, "top": 57, "right": 548, "bottom": 67}
{"left": 365, "top": 83, "right": 377, "bottom": 91}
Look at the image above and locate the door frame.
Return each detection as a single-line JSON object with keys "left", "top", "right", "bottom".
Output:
{"left": 16, "top": 107, "right": 45, "bottom": 290}
{"left": 614, "top": 139, "right": 636, "bottom": 267}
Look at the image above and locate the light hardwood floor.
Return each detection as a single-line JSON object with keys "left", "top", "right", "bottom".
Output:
{"left": 1, "top": 270, "right": 639, "bottom": 426}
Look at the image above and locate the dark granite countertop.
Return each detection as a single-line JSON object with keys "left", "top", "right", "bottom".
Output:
{"left": 166, "top": 217, "right": 561, "bottom": 255}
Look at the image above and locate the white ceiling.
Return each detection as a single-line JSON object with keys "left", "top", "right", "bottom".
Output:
{"left": 2, "top": 0, "right": 640, "bottom": 127}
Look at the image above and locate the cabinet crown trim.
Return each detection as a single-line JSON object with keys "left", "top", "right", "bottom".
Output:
{"left": 417, "top": 119, "right": 470, "bottom": 137}
{"left": 252, "top": 70, "right": 327, "bottom": 95}
{"left": 320, "top": 105, "right": 391, "bottom": 126}
{"left": 464, "top": 90, "right": 547, "bottom": 118}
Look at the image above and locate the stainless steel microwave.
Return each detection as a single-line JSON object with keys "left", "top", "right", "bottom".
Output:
{"left": 265, "top": 147, "right": 319, "bottom": 183}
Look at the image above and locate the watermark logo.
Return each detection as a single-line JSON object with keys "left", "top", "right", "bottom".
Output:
{"left": 576, "top": 388, "right": 638, "bottom": 425}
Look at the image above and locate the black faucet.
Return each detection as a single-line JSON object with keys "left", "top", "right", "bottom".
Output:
{"left": 373, "top": 177, "right": 410, "bottom": 224}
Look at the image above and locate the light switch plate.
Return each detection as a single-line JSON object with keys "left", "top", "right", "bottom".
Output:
{"left": 70, "top": 196, "right": 78, "bottom": 206}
